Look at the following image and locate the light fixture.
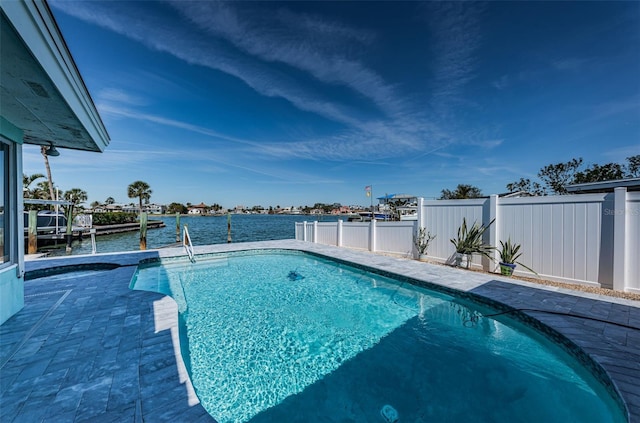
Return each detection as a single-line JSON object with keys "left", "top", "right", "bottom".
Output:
{"left": 45, "top": 142, "right": 60, "bottom": 157}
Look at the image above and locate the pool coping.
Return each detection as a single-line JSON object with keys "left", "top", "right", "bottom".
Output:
{"left": 5, "top": 239, "right": 640, "bottom": 422}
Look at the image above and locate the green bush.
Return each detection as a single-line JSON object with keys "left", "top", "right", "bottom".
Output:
{"left": 92, "top": 212, "right": 138, "bottom": 226}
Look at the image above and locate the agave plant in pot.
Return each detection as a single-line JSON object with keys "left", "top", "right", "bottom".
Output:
{"left": 498, "top": 238, "right": 537, "bottom": 276}
{"left": 450, "top": 218, "right": 495, "bottom": 269}
{"left": 414, "top": 227, "right": 436, "bottom": 262}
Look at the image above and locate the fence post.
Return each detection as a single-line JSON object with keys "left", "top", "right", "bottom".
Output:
{"left": 302, "top": 221, "right": 307, "bottom": 242}
{"left": 612, "top": 187, "right": 627, "bottom": 291}
{"left": 417, "top": 197, "right": 425, "bottom": 229}
{"left": 369, "top": 219, "right": 377, "bottom": 252}
{"left": 337, "top": 219, "right": 343, "bottom": 247}
{"left": 313, "top": 221, "right": 318, "bottom": 243}
{"left": 484, "top": 194, "right": 499, "bottom": 271}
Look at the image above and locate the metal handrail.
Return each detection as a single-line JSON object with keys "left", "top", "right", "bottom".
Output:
{"left": 183, "top": 225, "right": 195, "bottom": 262}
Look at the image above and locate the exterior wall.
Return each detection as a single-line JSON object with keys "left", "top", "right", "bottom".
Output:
{"left": 0, "top": 127, "right": 24, "bottom": 324}
{"left": 0, "top": 265, "right": 24, "bottom": 325}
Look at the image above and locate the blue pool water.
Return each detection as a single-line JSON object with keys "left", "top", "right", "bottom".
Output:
{"left": 131, "top": 250, "right": 626, "bottom": 423}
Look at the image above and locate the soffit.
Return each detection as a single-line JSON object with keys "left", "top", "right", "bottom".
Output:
{"left": 0, "top": 3, "right": 109, "bottom": 152}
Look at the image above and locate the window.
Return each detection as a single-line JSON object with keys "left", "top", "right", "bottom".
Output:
{"left": 0, "top": 141, "right": 8, "bottom": 264}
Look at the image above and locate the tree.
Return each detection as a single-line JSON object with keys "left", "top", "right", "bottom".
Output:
{"left": 166, "top": 202, "right": 187, "bottom": 214}
{"left": 626, "top": 155, "right": 640, "bottom": 178}
{"left": 23, "top": 173, "right": 45, "bottom": 198}
{"left": 508, "top": 155, "right": 639, "bottom": 196}
{"left": 105, "top": 196, "right": 115, "bottom": 205}
{"left": 573, "top": 163, "right": 625, "bottom": 184}
{"left": 35, "top": 181, "right": 53, "bottom": 200}
{"left": 40, "top": 146, "right": 56, "bottom": 200}
{"left": 127, "top": 181, "right": 152, "bottom": 213}
{"left": 537, "top": 158, "right": 583, "bottom": 195}
{"left": 60, "top": 188, "right": 87, "bottom": 252}
{"left": 90, "top": 201, "right": 100, "bottom": 209}
{"left": 440, "top": 184, "right": 483, "bottom": 200}
{"left": 62, "top": 188, "right": 87, "bottom": 228}
{"left": 505, "top": 178, "right": 545, "bottom": 196}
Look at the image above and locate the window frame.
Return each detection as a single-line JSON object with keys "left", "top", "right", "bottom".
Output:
{"left": 0, "top": 136, "right": 17, "bottom": 270}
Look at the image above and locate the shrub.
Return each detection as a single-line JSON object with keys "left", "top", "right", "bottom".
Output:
{"left": 92, "top": 212, "right": 138, "bottom": 226}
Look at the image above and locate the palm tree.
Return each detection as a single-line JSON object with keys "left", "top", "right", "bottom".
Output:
{"left": 41, "top": 146, "right": 56, "bottom": 200}
{"left": 61, "top": 188, "right": 87, "bottom": 252}
{"left": 35, "top": 181, "right": 52, "bottom": 199}
{"left": 23, "top": 173, "right": 45, "bottom": 198}
{"left": 63, "top": 188, "right": 88, "bottom": 209}
{"left": 440, "top": 184, "right": 483, "bottom": 200}
{"left": 127, "top": 181, "right": 152, "bottom": 213}
{"left": 105, "top": 196, "right": 115, "bottom": 205}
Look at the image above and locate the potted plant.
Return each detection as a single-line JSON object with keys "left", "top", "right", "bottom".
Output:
{"left": 414, "top": 227, "right": 436, "bottom": 261}
{"left": 450, "top": 218, "right": 495, "bottom": 269}
{"left": 498, "top": 238, "right": 537, "bottom": 276}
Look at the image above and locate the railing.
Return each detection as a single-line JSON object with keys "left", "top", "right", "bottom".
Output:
{"left": 183, "top": 225, "right": 195, "bottom": 263}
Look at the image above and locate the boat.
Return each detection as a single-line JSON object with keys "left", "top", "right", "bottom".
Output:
{"left": 398, "top": 205, "right": 418, "bottom": 221}
{"left": 23, "top": 210, "right": 85, "bottom": 243}
{"left": 347, "top": 211, "right": 392, "bottom": 222}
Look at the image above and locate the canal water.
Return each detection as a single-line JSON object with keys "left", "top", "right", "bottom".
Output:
{"left": 44, "top": 214, "right": 341, "bottom": 256}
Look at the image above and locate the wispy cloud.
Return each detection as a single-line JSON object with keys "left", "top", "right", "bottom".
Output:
{"left": 97, "top": 103, "right": 260, "bottom": 147}
{"left": 168, "top": 1, "right": 405, "bottom": 116}
{"left": 50, "top": 0, "right": 478, "bottom": 163}
{"left": 97, "top": 88, "right": 148, "bottom": 106}
{"left": 424, "top": 2, "right": 483, "bottom": 114}
{"left": 50, "top": 1, "right": 364, "bottom": 129}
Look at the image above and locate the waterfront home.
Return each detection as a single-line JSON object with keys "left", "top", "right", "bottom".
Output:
{"left": 188, "top": 202, "right": 209, "bottom": 215}
{"left": 331, "top": 205, "right": 352, "bottom": 215}
{"left": 0, "top": 0, "right": 110, "bottom": 323}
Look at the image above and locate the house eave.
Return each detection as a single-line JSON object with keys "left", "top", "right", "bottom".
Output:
{"left": 1, "top": 0, "right": 109, "bottom": 152}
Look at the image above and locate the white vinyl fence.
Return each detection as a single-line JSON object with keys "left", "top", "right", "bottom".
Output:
{"left": 295, "top": 188, "right": 639, "bottom": 293}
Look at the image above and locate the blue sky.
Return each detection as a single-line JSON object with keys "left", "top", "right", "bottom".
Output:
{"left": 22, "top": 1, "right": 640, "bottom": 208}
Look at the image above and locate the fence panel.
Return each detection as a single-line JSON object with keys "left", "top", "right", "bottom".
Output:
{"left": 341, "top": 222, "right": 370, "bottom": 250}
{"left": 316, "top": 222, "right": 338, "bottom": 245}
{"left": 498, "top": 195, "right": 606, "bottom": 283}
{"left": 376, "top": 221, "right": 415, "bottom": 256}
{"left": 422, "top": 199, "right": 486, "bottom": 266}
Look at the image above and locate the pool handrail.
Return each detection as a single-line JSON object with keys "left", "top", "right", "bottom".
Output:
{"left": 183, "top": 225, "right": 195, "bottom": 262}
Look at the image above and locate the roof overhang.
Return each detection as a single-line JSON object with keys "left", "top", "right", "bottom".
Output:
{"left": 0, "top": 0, "right": 109, "bottom": 151}
{"left": 566, "top": 178, "right": 640, "bottom": 193}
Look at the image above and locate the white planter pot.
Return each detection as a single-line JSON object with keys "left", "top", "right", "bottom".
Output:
{"left": 455, "top": 252, "right": 470, "bottom": 268}
{"left": 418, "top": 254, "right": 429, "bottom": 262}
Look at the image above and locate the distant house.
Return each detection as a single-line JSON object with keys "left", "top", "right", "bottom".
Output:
{"left": 121, "top": 204, "right": 139, "bottom": 214}
{"left": 92, "top": 204, "right": 123, "bottom": 213}
{"left": 145, "top": 203, "right": 166, "bottom": 214}
{"left": 331, "top": 206, "right": 351, "bottom": 214}
{"left": 188, "top": 202, "right": 208, "bottom": 215}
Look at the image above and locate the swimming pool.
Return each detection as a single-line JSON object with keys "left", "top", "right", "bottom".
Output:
{"left": 131, "top": 250, "right": 627, "bottom": 423}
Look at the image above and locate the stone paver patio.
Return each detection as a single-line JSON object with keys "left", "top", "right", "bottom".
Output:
{"left": 1, "top": 240, "right": 638, "bottom": 422}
